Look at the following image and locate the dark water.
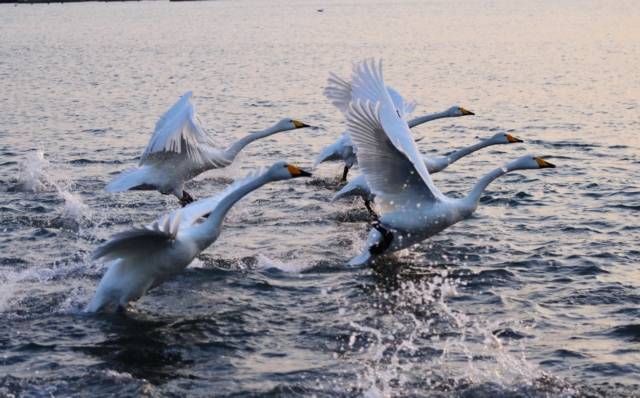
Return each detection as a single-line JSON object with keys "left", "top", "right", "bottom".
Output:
{"left": 1, "top": 0, "right": 639, "bottom": 396}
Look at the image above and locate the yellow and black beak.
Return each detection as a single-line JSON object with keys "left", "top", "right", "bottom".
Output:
{"left": 460, "top": 107, "right": 475, "bottom": 116}
{"left": 534, "top": 157, "right": 556, "bottom": 168}
{"left": 506, "top": 134, "right": 524, "bottom": 143}
{"left": 287, "top": 164, "right": 312, "bottom": 177}
{"left": 292, "top": 120, "right": 311, "bottom": 129}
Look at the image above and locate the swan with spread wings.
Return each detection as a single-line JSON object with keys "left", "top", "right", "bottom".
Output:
{"left": 88, "top": 161, "right": 312, "bottom": 313}
{"left": 345, "top": 60, "right": 555, "bottom": 266}
{"left": 106, "top": 92, "right": 310, "bottom": 205}
{"left": 317, "top": 72, "right": 474, "bottom": 181}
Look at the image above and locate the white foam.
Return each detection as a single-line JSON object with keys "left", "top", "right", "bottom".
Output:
{"left": 17, "top": 150, "right": 93, "bottom": 227}
{"left": 255, "top": 254, "right": 314, "bottom": 273}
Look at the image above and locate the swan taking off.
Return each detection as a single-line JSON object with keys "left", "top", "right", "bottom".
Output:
{"left": 317, "top": 72, "right": 474, "bottom": 181}
{"left": 106, "top": 92, "right": 311, "bottom": 206}
{"left": 87, "top": 161, "right": 312, "bottom": 313}
{"left": 344, "top": 60, "right": 556, "bottom": 267}
{"left": 332, "top": 132, "right": 524, "bottom": 213}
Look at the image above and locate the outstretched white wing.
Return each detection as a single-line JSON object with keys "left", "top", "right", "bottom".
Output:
{"left": 92, "top": 212, "right": 181, "bottom": 262}
{"left": 139, "top": 92, "right": 230, "bottom": 168}
{"left": 346, "top": 60, "right": 445, "bottom": 212}
{"left": 324, "top": 72, "right": 416, "bottom": 119}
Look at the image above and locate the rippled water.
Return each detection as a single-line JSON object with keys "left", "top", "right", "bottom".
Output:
{"left": 1, "top": 0, "right": 639, "bottom": 396}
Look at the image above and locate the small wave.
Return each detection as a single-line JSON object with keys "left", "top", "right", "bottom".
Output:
{"left": 255, "top": 254, "right": 316, "bottom": 273}
{"left": 606, "top": 324, "right": 640, "bottom": 342}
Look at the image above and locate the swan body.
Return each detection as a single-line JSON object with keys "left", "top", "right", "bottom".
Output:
{"left": 344, "top": 60, "right": 555, "bottom": 267}
{"left": 317, "top": 73, "right": 474, "bottom": 180}
{"left": 332, "top": 132, "right": 523, "bottom": 205}
{"left": 87, "top": 161, "right": 312, "bottom": 313}
{"left": 106, "top": 91, "right": 310, "bottom": 205}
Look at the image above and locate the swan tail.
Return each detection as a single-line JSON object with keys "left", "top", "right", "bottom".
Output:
{"left": 314, "top": 145, "right": 339, "bottom": 167}
{"left": 105, "top": 167, "right": 150, "bottom": 193}
{"left": 332, "top": 175, "right": 368, "bottom": 202}
{"left": 347, "top": 228, "right": 384, "bottom": 267}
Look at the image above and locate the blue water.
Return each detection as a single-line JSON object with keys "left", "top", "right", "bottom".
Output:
{"left": 1, "top": 0, "right": 639, "bottom": 396}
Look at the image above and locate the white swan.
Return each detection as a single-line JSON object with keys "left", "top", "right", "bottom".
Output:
{"left": 344, "top": 60, "right": 555, "bottom": 266}
{"left": 106, "top": 92, "right": 311, "bottom": 205}
{"left": 86, "top": 161, "right": 312, "bottom": 313}
{"left": 332, "top": 132, "right": 524, "bottom": 213}
{"left": 316, "top": 73, "right": 474, "bottom": 181}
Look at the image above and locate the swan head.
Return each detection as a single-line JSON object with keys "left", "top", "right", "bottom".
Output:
{"left": 268, "top": 160, "right": 312, "bottom": 180}
{"left": 487, "top": 132, "right": 524, "bottom": 144}
{"left": 274, "top": 118, "right": 312, "bottom": 132}
{"left": 447, "top": 106, "right": 475, "bottom": 117}
{"left": 507, "top": 155, "right": 556, "bottom": 171}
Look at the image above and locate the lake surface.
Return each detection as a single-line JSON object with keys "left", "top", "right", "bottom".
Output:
{"left": 1, "top": 0, "right": 639, "bottom": 396}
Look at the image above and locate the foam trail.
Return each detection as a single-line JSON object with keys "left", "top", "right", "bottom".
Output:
{"left": 255, "top": 254, "right": 315, "bottom": 273}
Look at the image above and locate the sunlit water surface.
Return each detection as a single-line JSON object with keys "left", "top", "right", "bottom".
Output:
{"left": 1, "top": 1, "right": 639, "bottom": 396}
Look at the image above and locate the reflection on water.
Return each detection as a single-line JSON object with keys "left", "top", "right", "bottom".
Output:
{"left": 1, "top": 0, "right": 639, "bottom": 396}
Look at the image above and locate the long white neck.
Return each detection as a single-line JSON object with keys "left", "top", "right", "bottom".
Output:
{"left": 190, "top": 172, "right": 273, "bottom": 251}
{"left": 466, "top": 163, "right": 519, "bottom": 206}
{"left": 424, "top": 140, "right": 498, "bottom": 174}
{"left": 449, "top": 139, "right": 498, "bottom": 164}
{"left": 407, "top": 110, "right": 451, "bottom": 128}
{"left": 224, "top": 125, "right": 283, "bottom": 160}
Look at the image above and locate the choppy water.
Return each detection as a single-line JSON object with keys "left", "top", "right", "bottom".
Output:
{"left": 1, "top": 0, "right": 639, "bottom": 396}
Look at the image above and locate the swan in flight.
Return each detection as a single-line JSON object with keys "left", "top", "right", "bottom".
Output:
{"left": 106, "top": 92, "right": 311, "bottom": 206}
{"left": 316, "top": 72, "right": 474, "bottom": 181}
{"left": 87, "top": 161, "right": 312, "bottom": 313}
{"left": 333, "top": 132, "right": 524, "bottom": 214}
{"left": 344, "top": 60, "right": 556, "bottom": 267}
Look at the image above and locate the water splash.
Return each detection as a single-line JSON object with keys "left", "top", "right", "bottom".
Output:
{"left": 345, "top": 271, "right": 551, "bottom": 396}
{"left": 17, "top": 150, "right": 92, "bottom": 227}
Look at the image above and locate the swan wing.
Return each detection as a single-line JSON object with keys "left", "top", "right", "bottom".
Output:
{"left": 324, "top": 73, "right": 353, "bottom": 116}
{"left": 386, "top": 86, "right": 416, "bottom": 119}
{"left": 347, "top": 60, "right": 444, "bottom": 211}
{"left": 325, "top": 73, "right": 415, "bottom": 120}
{"left": 139, "top": 92, "right": 230, "bottom": 168}
{"left": 92, "top": 213, "right": 181, "bottom": 262}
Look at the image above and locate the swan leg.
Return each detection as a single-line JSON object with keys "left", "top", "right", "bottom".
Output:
{"left": 369, "top": 221, "right": 393, "bottom": 255}
{"left": 179, "top": 191, "right": 195, "bottom": 207}
{"left": 364, "top": 198, "right": 378, "bottom": 219}
{"left": 341, "top": 165, "right": 350, "bottom": 182}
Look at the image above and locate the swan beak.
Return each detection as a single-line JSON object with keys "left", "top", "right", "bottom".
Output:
{"left": 506, "top": 134, "right": 523, "bottom": 143}
{"left": 292, "top": 120, "right": 311, "bottom": 128}
{"left": 287, "top": 164, "right": 312, "bottom": 177}
{"left": 534, "top": 157, "right": 556, "bottom": 168}
{"left": 460, "top": 107, "right": 475, "bottom": 116}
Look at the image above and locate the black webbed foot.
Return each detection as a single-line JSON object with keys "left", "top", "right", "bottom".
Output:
{"left": 369, "top": 220, "right": 393, "bottom": 255}
{"left": 341, "top": 165, "right": 351, "bottom": 182}
{"left": 179, "top": 190, "right": 195, "bottom": 207}
{"left": 364, "top": 198, "right": 378, "bottom": 220}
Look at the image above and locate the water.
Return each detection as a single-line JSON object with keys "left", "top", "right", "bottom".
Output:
{"left": 1, "top": 0, "right": 639, "bottom": 396}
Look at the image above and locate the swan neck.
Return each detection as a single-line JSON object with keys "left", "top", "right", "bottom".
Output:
{"left": 448, "top": 140, "right": 493, "bottom": 164}
{"left": 467, "top": 166, "right": 509, "bottom": 206}
{"left": 193, "top": 172, "right": 272, "bottom": 250}
{"left": 224, "top": 125, "right": 281, "bottom": 160}
{"left": 407, "top": 111, "right": 449, "bottom": 128}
